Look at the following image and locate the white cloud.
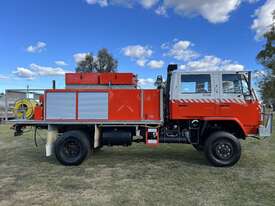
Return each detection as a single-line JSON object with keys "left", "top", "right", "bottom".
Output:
{"left": 26, "top": 41, "right": 47, "bottom": 53}
{"left": 163, "top": 0, "right": 243, "bottom": 24}
{"left": 73, "top": 52, "right": 90, "bottom": 63}
{"left": 155, "top": 5, "right": 167, "bottom": 16}
{"left": 0, "top": 74, "right": 9, "bottom": 80}
{"left": 122, "top": 45, "right": 153, "bottom": 59}
{"left": 140, "top": 0, "right": 159, "bottom": 9}
{"left": 180, "top": 55, "right": 244, "bottom": 72}
{"left": 13, "top": 64, "right": 70, "bottom": 79}
{"left": 86, "top": 0, "right": 108, "bottom": 7}
{"left": 55, "top": 60, "right": 68, "bottom": 66}
{"left": 13, "top": 67, "right": 36, "bottom": 79}
{"left": 251, "top": 0, "right": 275, "bottom": 39}
{"left": 29, "top": 64, "right": 68, "bottom": 76}
{"left": 138, "top": 78, "right": 155, "bottom": 88}
{"left": 161, "top": 42, "right": 170, "bottom": 49}
{"left": 86, "top": 0, "right": 257, "bottom": 24}
{"left": 86, "top": 0, "right": 158, "bottom": 8}
{"left": 166, "top": 40, "right": 199, "bottom": 61}
{"left": 147, "top": 60, "right": 165, "bottom": 69}
{"left": 136, "top": 59, "right": 148, "bottom": 67}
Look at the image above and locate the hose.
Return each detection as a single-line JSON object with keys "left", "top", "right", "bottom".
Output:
{"left": 14, "top": 98, "right": 37, "bottom": 120}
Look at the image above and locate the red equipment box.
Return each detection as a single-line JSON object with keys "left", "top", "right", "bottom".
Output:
{"left": 34, "top": 106, "right": 44, "bottom": 120}
{"left": 99, "top": 73, "right": 137, "bottom": 85}
{"left": 65, "top": 73, "right": 137, "bottom": 86}
{"left": 65, "top": 73, "right": 99, "bottom": 85}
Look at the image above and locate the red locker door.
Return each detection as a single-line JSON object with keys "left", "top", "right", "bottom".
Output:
{"left": 109, "top": 90, "right": 141, "bottom": 121}
{"left": 143, "top": 90, "right": 160, "bottom": 120}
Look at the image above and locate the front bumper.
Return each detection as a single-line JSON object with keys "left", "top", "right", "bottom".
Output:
{"left": 259, "top": 112, "right": 273, "bottom": 137}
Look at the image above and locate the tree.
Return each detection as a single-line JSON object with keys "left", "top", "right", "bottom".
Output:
{"left": 76, "top": 54, "right": 95, "bottom": 72}
{"left": 257, "top": 10, "right": 275, "bottom": 104}
{"left": 76, "top": 49, "right": 118, "bottom": 73}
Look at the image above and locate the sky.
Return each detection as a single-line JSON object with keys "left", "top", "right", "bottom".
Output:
{"left": 0, "top": 0, "right": 274, "bottom": 92}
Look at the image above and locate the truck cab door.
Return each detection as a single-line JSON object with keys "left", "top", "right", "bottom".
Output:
{"left": 218, "top": 73, "right": 247, "bottom": 114}
{"left": 218, "top": 72, "right": 261, "bottom": 135}
{"left": 170, "top": 72, "right": 217, "bottom": 119}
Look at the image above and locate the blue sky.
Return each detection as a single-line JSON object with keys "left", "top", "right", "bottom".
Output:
{"left": 0, "top": 0, "right": 274, "bottom": 92}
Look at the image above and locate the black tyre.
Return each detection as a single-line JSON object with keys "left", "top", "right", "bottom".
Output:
{"left": 192, "top": 144, "right": 204, "bottom": 152}
{"left": 204, "top": 131, "right": 241, "bottom": 167}
{"left": 54, "top": 130, "right": 91, "bottom": 166}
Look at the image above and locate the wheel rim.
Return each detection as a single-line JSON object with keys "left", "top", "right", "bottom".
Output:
{"left": 62, "top": 138, "right": 81, "bottom": 158}
{"left": 213, "top": 140, "right": 234, "bottom": 161}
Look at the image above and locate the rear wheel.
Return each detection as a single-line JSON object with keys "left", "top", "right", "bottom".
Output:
{"left": 204, "top": 131, "right": 241, "bottom": 167}
{"left": 55, "top": 130, "right": 91, "bottom": 166}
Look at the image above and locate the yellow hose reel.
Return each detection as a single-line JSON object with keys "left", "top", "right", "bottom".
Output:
{"left": 14, "top": 99, "right": 37, "bottom": 120}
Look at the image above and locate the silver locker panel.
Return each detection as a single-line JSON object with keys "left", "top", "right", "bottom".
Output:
{"left": 46, "top": 92, "right": 76, "bottom": 119}
{"left": 78, "top": 92, "right": 108, "bottom": 120}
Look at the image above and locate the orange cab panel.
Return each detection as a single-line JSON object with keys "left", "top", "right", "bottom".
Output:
{"left": 170, "top": 100, "right": 217, "bottom": 119}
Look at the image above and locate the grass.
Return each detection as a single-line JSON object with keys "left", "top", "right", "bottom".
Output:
{"left": 0, "top": 122, "right": 275, "bottom": 206}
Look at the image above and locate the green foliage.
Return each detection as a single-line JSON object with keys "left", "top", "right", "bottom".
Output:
{"left": 75, "top": 49, "right": 118, "bottom": 73}
{"left": 257, "top": 10, "right": 275, "bottom": 104}
{"left": 259, "top": 76, "right": 275, "bottom": 104}
{"left": 95, "top": 48, "right": 118, "bottom": 72}
{"left": 76, "top": 54, "right": 95, "bottom": 72}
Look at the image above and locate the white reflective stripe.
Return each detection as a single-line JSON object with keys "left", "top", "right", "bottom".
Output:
{"left": 173, "top": 98, "right": 247, "bottom": 104}
{"left": 237, "top": 99, "right": 242, "bottom": 104}
{"left": 236, "top": 99, "right": 242, "bottom": 104}
{"left": 238, "top": 99, "right": 246, "bottom": 104}
{"left": 223, "top": 99, "right": 228, "bottom": 103}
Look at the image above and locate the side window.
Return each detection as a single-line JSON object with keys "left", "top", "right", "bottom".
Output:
{"left": 181, "top": 75, "right": 211, "bottom": 93}
{"left": 222, "top": 74, "right": 242, "bottom": 94}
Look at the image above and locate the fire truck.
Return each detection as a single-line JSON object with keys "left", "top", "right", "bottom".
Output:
{"left": 11, "top": 65, "right": 273, "bottom": 167}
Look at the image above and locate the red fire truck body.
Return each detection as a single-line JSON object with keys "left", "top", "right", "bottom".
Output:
{"left": 12, "top": 65, "right": 272, "bottom": 167}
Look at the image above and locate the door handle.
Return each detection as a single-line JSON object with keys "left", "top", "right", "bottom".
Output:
{"left": 220, "top": 104, "right": 230, "bottom": 108}
{"left": 178, "top": 104, "right": 188, "bottom": 107}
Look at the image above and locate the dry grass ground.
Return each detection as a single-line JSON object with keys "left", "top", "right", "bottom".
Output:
{"left": 0, "top": 122, "right": 275, "bottom": 206}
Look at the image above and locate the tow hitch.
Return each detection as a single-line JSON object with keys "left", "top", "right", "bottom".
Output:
{"left": 12, "top": 125, "right": 24, "bottom": 136}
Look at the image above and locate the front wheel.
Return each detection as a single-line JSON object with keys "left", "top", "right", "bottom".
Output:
{"left": 204, "top": 131, "right": 241, "bottom": 167}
